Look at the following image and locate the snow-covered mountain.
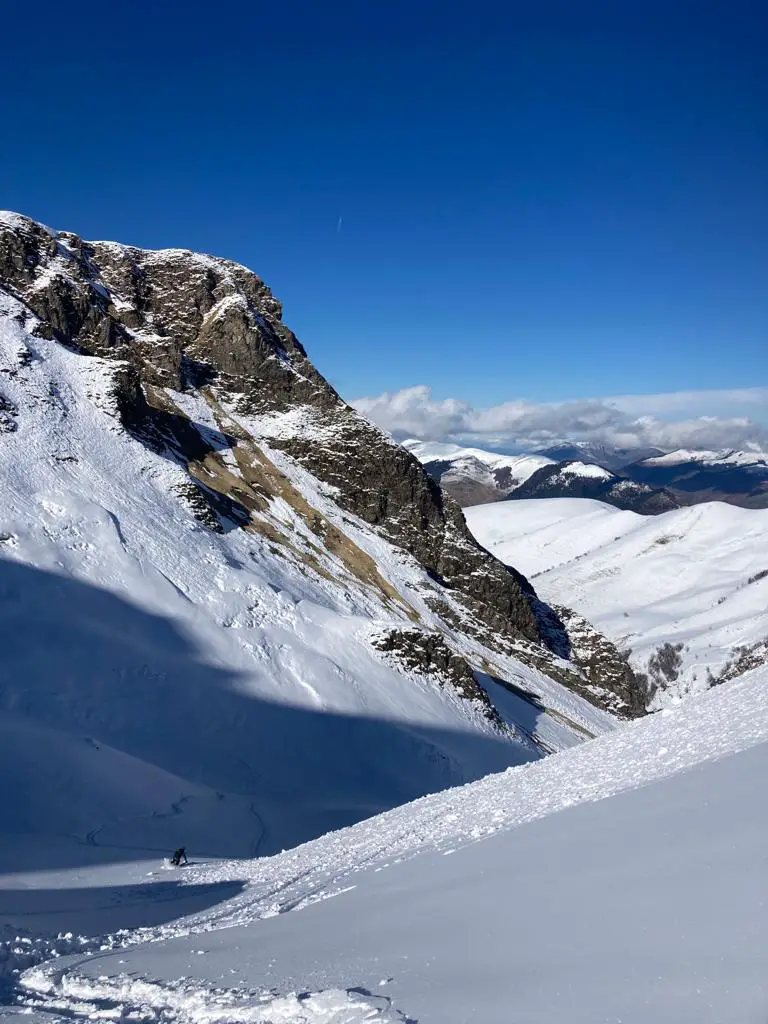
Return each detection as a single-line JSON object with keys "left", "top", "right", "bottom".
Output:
{"left": 509, "top": 458, "right": 679, "bottom": 513}
{"left": 0, "top": 212, "right": 650, "bottom": 875}
{"left": 466, "top": 497, "right": 768, "bottom": 707}
{"left": 537, "top": 443, "right": 768, "bottom": 508}
{"left": 642, "top": 447, "right": 768, "bottom": 468}
{"left": 626, "top": 447, "right": 768, "bottom": 508}
{"left": 10, "top": 663, "right": 767, "bottom": 1023}
{"left": 402, "top": 439, "right": 555, "bottom": 505}
{"left": 538, "top": 440, "right": 664, "bottom": 471}
{"left": 406, "top": 438, "right": 679, "bottom": 513}
{"left": 1, "top": 212, "right": 765, "bottom": 1024}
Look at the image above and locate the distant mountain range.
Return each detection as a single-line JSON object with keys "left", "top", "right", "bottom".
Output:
{"left": 405, "top": 439, "right": 768, "bottom": 512}
{"left": 537, "top": 442, "right": 665, "bottom": 472}
{"left": 405, "top": 440, "right": 679, "bottom": 514}
{"left": 625, "top": 448, "right": 768, "bottom": 509}
{"left": 465, "top": 497, "right": 768, "bottom": 707}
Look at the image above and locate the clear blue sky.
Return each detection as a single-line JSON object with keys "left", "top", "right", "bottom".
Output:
{"left": 3, "top": 0, "right": 766, "bottom": 407}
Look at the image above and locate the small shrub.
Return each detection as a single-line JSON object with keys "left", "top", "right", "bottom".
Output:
{"left": 647, "top": 641, "right": 684, "bottom": 688}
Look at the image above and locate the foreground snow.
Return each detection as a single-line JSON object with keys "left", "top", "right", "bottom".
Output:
{"left": 466, "top": 497, "right": 768, "bottom": 704}
{"left": 6, "top": 667, "right": 767, "bottom": 1022}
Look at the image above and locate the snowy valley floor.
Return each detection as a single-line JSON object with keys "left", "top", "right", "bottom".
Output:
{"left": 2, "top": 667, "right": 767, "bottom": 1023}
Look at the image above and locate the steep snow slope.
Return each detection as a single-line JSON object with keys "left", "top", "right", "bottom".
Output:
{"left": 0, "top": 285, "right": 615, "bottom": 871}
{"left": 466, "top": 498, "right": 768, "bottom": 705}
{"left": 11, "top": 666, "right": 768, "bottom": 1023}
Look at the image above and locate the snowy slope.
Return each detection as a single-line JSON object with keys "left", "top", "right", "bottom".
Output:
{"left": 10, "top": 666, "right": 768, "bottom": 1023}
{"left": 0, "top": 285, "right": 616, "bottom": 874}
{"left": 542, "top": 458, "right": 613, "bottom": 480}
{"left": 465, "top": 497, "right": 768, "bottom": 705}
{"left": 403, "top": 439, "right": 555, "bottom": 505}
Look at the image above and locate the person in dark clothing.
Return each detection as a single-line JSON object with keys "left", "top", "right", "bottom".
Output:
{"left": 170, "top": 847, "right": 188, "bottom": 866}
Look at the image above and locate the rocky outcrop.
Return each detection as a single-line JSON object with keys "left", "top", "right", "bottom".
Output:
{"left": 554, "top": 606, "right": 651, "bottom": 717}
{"left": 0, "top": 393, "right": 18, "bottom": 433}
{"left": 371, "top": 628, "right": 504, "bottom": 727}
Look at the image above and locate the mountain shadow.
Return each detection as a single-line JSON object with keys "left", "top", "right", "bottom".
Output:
{"left": 0, "top": 558, "right": 540, "bottom": 874}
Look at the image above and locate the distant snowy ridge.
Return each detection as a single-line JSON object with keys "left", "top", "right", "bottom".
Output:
{"left": 548, "top": 459, "right": 612, "bottom": 480}
{"left": 640, "top": 446, "right": 768, "bottom": 467}
{"left": 406, "top": 438, "right": 679, "bottom": 513}
{"left": 402, "top": 438, "right": 555, "bottom": 480}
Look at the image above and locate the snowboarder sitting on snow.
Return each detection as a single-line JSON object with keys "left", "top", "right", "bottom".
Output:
{"left": 170, "top": 847, "right": 188, "bottom": 866}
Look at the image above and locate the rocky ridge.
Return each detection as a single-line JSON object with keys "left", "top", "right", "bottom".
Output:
{"left": 0, "top": 211, "right": 648, "bottom": 717}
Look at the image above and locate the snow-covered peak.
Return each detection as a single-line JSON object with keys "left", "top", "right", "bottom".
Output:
{"left": 466, "top": 497, "right": 768, "bottom": 707}
{"left": 641, "top": 447, "right": 768, "bottom": 468}
{"left": 403, "top": 438, "right": 555, "bottom": 479}
{"left": 556, "top": 460, "right": 614, "bottom": 480}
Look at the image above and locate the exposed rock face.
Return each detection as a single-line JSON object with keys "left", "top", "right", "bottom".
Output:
{"left": 554, "top": 606, "right": 651, "bottom": 717}
{"left": 371, "top": 628, "right": 504, "bottom": 727}
{"left": 0, "top": 211, "right": 644, "bottom": 716}
{"left": 0, "top": 213, "right": 540, "bottom": 649}
{"left": 0, "top": 393, "right": 17, "bottom": 432}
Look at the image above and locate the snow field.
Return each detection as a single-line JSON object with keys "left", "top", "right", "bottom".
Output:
{"left": 12, "top": 666, "right": 768, "bottom": 1023}
{"left": 466, "top": 497, "right": 768, "bottom": 703}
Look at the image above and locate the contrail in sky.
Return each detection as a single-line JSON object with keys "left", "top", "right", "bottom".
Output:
{"left": 336, "top": 216, "right": 343, "bottom": 235}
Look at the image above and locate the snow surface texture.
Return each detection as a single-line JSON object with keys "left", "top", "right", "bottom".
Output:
{"left": 7, "top": 667, "right": 768, "bottom": 1022}
{"left": 0, "top": 287, "right": 612, "bottom": 876}
{"left": 465, "top": 497, "right": 768, "bottom": 705}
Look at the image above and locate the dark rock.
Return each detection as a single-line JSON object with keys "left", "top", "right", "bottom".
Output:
{"left": 371, "top": 628, "right": 504, "bottom": 727}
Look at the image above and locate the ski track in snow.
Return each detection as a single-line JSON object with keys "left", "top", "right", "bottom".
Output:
{"left": 4, "top": 667, "right": 767, "bottom": 1022}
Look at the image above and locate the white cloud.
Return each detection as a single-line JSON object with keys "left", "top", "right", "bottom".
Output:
{"left": 351, "top": 386, "right": 768, "bottom": 452}
{"left": 607, "top": 387, "right": 768, "bottom": 417}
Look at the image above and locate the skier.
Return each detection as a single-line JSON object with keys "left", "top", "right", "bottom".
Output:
{"left": 170, "top": 846, "right": 188, "bottom": 866}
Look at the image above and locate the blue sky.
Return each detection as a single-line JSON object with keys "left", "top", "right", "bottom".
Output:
{"left": 3, "top": 0, "right": 766, "bottom": 446}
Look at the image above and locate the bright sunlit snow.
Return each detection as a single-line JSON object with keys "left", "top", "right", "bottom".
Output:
{"left": 465, "top": 497, "right": 768, "bottom": 704}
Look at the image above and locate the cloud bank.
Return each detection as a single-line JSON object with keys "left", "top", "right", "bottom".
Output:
{"left": 351, "top": 385, "right": 768, "bottom": 452}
